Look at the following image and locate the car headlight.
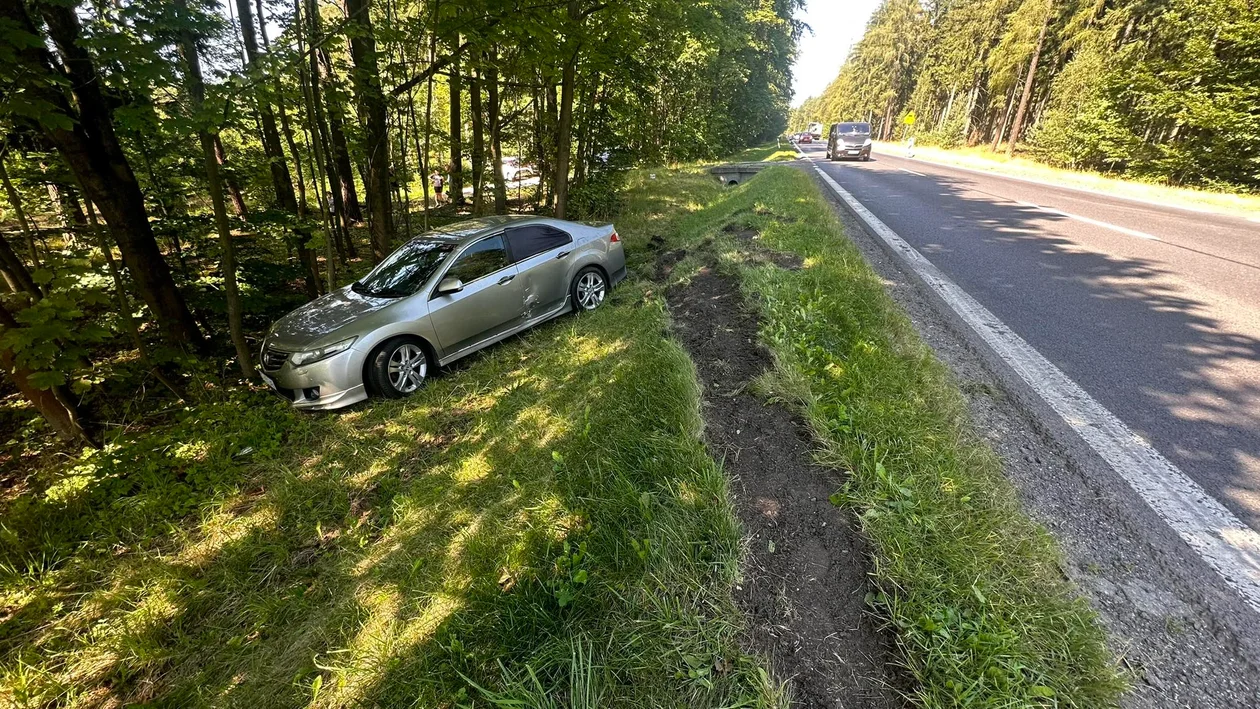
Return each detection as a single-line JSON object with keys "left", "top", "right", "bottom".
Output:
{"left": 863, "top": 138, "right": 872, "bottom": 147}
{"left": 290, "top": 337, "right": 356, "bottom": 367}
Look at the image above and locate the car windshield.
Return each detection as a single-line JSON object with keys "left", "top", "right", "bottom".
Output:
{"left": 837, "top": 122, "right": 870, "bottom": 135}
{"left": 353, "top": 239, "right": 454, "bottom": 298}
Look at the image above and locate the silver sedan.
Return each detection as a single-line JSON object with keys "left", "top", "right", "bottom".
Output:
{"left": 259, "top": 215, "right": 626, "bottom": 410}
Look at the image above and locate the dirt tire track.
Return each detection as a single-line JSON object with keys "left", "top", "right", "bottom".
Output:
{"left": 666, "top": 263, "right": 904, "bottom": 708}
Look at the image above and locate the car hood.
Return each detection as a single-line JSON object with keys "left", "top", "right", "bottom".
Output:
{"left": 267, "top": 285, "right": 391, "bottom": 350}
{"left": 839, "top": 134, "right": 870, "bottom": 145}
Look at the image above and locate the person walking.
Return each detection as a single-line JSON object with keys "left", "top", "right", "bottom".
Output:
{"left": 429, "top": 170, "right": 445, "bottom": 206}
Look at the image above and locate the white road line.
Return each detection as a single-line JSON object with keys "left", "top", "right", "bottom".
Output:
{"left": 899, "top": 167, "right": 927, "bottom": 177}
{"left": 807, "top": 154, "right": 1260, "bottom": 614}
{"left": 1014, "top": 200, "right": 1161, "bottom": 241}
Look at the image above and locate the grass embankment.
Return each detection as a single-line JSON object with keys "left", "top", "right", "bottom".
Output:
{"left": 626, "top": 165, "right": 1125, "bottom": 707}
{"left": 873, "top": 140, "right": 1260, "bottom": 221}
{"left": 726, "top": 143, "right": 799, "bottom": 163}
{"left": 0, "top": 274, "right": 778, "bottom": 700}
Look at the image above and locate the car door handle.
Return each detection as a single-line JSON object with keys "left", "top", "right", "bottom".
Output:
{"left": 556, "top": 251, "right": 571, "bottom": 260}
{"left": 498, "top": 274, "right": 516, "bottom": 285}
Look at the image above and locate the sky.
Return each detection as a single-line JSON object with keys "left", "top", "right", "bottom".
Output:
{"left": 791, "top": 0, "right": 882, "bottom": 107}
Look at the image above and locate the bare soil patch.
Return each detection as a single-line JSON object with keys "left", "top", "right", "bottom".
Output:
{"left": 720, "top": 224, "right": 803, "bottom": 271}
{"left": 666, "top": 263, "right": 902, "bottom": 708}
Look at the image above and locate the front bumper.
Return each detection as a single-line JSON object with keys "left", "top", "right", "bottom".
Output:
{"left": 834, "top": 145, "right": 871, "bottom": 159}
{"left": 258, "top": 344, "right": 369, "bottom": 411}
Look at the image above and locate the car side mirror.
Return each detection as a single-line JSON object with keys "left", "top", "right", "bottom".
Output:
{"left": 436, "top": 276, "right": 464, "bottom": 295}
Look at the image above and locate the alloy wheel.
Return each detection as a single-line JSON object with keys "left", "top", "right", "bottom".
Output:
{"left": 577, "top": 271, "right": 606, "bottom": 310}
{"left": 387, "top": 343, "right": 427, "bottom": 393}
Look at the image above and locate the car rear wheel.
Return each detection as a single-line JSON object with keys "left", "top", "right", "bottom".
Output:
{"left": 367, "top": 337, "right": 430, "bottom": 399}
{"left": 571, "top": 267, "right": 607, "bottom": 312}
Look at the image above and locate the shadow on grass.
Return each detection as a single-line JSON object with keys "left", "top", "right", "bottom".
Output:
{"left": 0, "top": 279, "right": 763, "bottom": 707}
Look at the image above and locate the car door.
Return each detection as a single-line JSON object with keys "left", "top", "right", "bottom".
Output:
{"left": 505, "top": 224, "right": 575, "bottom": 319}
{"left": 428, "top": 233, "right": 525, "bottom": 357}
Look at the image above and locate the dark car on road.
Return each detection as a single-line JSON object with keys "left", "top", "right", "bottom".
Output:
{"left": 826, "top": 122, "right": 872, "bottom": 161}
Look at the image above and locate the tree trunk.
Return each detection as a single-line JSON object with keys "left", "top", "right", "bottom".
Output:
{"left": 421, "top": 31, "right": 437, "bottom": 229}
{"left": 574, "top": 83, "right": 592, "bottom": 190}
{"left": 469, "top": 67, "right": 485, "bottom": 215}
{"left": 486, "top": 59, "right": 507, "bottom": 214}
{"left": 234, "top": 0, "right": 299, "bottom": 213}
{"left": 449, "top": 50, "right": 465, "bottom": 206}
{"left": 255, "top": 0, "right": 308, "bottom": 218}
{"left": 0, "top": 234, "right": 39, "bottom": 298}
{"left": 321, "top": 66, "right": 365, "bottom": 225}
{"left": 213, "top": 136, "right": 250, "bottom": 218}
{"left": 1007, "top": 2, "right": 1051, "bottom": 158}
{"left": 10, "top": 0, "right": 204, "bottom": 350}
{"left": 554, "top": 1, "right": 580, "bottom": 219}
{"left": 542, "top": 82, "right": 557, "bottom": 210}
{"left": 178, "top": 1, "right": 254, "bottom": 378}
{"left": 301, "top": 0, "right": 339, "bottom": 291}
{"left": 0, "top": 302, "right": 94, "bottom": 446}
{"left": 313, "top": 49, "right": 355, "bottom": 264}
{"left": 344, "top": 0, "right": 394, "bottom": 261}
{"left": 0, "top": 155, "right": 42, "bottom": 272}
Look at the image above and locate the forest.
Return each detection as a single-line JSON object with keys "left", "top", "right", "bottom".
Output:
{"left": 0, "top": 0, "right": 800, "bottom": 445}
{"left": 793, "top": 0, "right": 1260, "bottom": 190}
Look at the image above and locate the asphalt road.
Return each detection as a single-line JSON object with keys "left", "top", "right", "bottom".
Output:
{"left": 798, "top": 142, "right": 1260, "bottom": 532}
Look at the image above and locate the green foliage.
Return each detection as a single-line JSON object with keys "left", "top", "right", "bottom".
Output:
{"left": 797, "top": 0, "right": 1260, "bottom": 190}
{"left": 1033, "top": 0, "right": 1260, "bottom": 188}
{"left": 566, "top": 169, "right": 625, "bottom": 220}
{"left": 0, "top": 248, "right": 112, "bottom": 391}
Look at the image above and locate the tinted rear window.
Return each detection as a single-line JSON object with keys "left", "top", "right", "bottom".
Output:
{"left": 506, "top": 225, "right": 573, "bottom": 262}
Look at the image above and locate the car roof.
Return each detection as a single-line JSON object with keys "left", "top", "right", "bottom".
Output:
{"left": 413, "top": 215, "right": 548, "bottom": 245}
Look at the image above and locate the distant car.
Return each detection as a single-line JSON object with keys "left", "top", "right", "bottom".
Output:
{"left": 259, "top": 215, "right": 626, "bottom": 410}
{"left": 798, "top": 133, "right": 813, "bottom": 144}
{"left": 501, "top": 157, "right": 535, "bottom": 182}
{"left": 826, "top": 121, "right": 872, "bottom": 161}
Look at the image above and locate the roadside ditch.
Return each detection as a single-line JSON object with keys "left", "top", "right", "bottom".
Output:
{"left": 623, "top": 163, "right": 1124, "bottom": 707}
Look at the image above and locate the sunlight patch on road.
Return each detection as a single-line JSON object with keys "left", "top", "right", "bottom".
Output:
{"left": 1015, "top": 200, "right": 1161, "bottom": 241}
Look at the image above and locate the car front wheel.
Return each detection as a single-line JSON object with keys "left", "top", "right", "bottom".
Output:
{"left": 367, "top": 337, "right": 430, "bottom": 399}
{"left": 571, "top": 267, "right": 607, "bottom": 312}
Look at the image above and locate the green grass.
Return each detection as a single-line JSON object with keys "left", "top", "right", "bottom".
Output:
{"left": 0, "top": 271, "right": 780, "bottom": 702}
{"left": 624, "top": 165, "right": 1126, "bottom": 707}
{"left": 726, "top": 143, "right": 798, "bottom": 163}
